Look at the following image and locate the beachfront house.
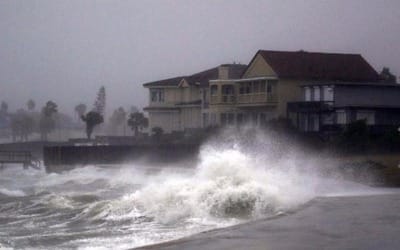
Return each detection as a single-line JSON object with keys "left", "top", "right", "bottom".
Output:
{"left": 206, "top": 50, "right": 380, "bottom": 127}
{"left": 287, "top": 82, "right": 400, "bottom": 134}
{"left": 143, "top": 64, "right": 246, "bottom": 133}
{"left": 143, "top": 49, "right": 388, "bottom": 134}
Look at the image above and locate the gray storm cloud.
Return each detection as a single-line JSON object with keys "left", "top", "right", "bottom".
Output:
{"left": 0, "top": 0, "right": 399, "bottom": 116}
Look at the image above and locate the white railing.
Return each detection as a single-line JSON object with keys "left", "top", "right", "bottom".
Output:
{"left": 237, "top": 93, "right": 277, "bottom": 104}
{"left": 210, "top": 93, "right": 277, "bottom": 105}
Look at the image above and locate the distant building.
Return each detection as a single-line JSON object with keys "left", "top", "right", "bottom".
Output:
{"left": 287, "top": 82, "right": 400, "bottom": 134}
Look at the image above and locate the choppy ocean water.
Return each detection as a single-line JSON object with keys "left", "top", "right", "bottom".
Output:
{"left": 0, "top": 142, "right": 382, "bottom": 250}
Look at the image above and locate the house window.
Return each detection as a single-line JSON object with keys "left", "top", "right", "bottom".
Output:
{"left": 260, "top": 81, "right": 266, "bottom": 92}
{"left": 245, "top": 83, "right": 251, "bottom": 94}
{"left": 313, "top": 86, "right": 320, "bottom": 101}
{"left": 253, "top": 81, "right": 260, "bottom": 93}
{"left": 259, "top": 113, "right": 267, "bottom": 126}
{"left": 210, "top": 113, "right": 217, "bottom": 125}
{"left": 251, "top": 113, "right": 258, "bottom": 125}
{"left": 237, "top": 113, "right": 244, "bottom": 125}
{"left": 323, "top": 86, "right": 333, "bottom": 101}
{"left": 228, "top": 113, "right": 235, "bottom": 125}
{"left": 356, "top": 111, "right": 375, "bottom": 125}
{"left": 336, "top": 110, "right": 347, "bottom": 124}
{"left": 322, "top": 113, "right": 334, "bottom": 125}
{"left": 267, "top": 83, "right": 272, "bottom": 93}
{"left": 210, "top": 85, "right": 218, "bottom": 96}
{"left": 222, "top": 85, "right": 234, "bottom": 95}
{"left": 239, "top": 83, "right": 245, "bottom": 94}
{"left": 221, "top": 113, "right": 235, "bottom": 126}
{"left": 221, "top": 113, "right": 227, "bottom": 126}
{"left": 202, "top": 89, "right": 209, "bottom": 108}
{"left": 203, "top": 113, "right": 209, "bottom": 127}
{"left": 305, "top": 87, "right": 311, "bottom": 101}
{"left": 150, "top": 89, "right": 164, "bottom": 103}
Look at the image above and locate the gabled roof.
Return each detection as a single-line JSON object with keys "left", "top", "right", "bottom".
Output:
{"left": 247, "top": 50, "right": 380, "bottom": 82}
{"left": 185, "top": 67, "right": 219, "bottom": 87}
{"left": 302, "top": 82, "right": 400, "bottom": 88}
{"left": 143, "top": 64, "right": 247, "bottom": 88}
{"left": 143, "top": 76, "right": 184, "bottom": 87}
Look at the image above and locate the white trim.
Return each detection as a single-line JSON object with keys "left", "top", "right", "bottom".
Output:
{"left": 145, "top": 85, "right": 178, "bottom": 89}
{"left": 236, "top": 76, "right": 278, "bottom": 82}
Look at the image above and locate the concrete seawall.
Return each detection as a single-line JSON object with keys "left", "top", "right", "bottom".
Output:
{"left": 136, "top": 192, "right": 400, "bottom": 250}
{"left": 43, "top": 144, "right": 200, "bottom": 173}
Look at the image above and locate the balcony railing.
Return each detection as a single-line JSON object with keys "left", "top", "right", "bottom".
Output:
{"left": 237, "top": 93, "right": 277, "bottom": 105}
{"left": 210, "top": 95, "right": 235, "bottom": 104}
{"left": 210, "top": 93, "right": 277, "bottom": 105}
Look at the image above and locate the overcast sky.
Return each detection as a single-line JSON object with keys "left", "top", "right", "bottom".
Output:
{"left": 1, "top": 0, "right": 399, "bottom": 116}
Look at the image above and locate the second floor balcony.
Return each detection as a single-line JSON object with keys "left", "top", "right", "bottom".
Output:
{"left": 210, "top": 95, "right": 235, "bottom": 104}
{"left": 237, "top": 93, "right": 277, "bottom": 105}
{"left": 209, "top": 92, "right": 277, "bottom": 106}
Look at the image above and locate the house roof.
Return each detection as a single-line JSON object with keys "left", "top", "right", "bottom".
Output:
{"left": 185, "top": 67, "right": 219, "bottom": 87}
{"left": 143, "top": 76, "right": 185, "bottom": 87}
{"left": 249, "top": 50, "right": 380, "bottom": 82}
{"left": 143, "top": 64, "right": 247, "bottom": 88}
{"left": 302, "top": 82, "right": 400, "bottom": 88}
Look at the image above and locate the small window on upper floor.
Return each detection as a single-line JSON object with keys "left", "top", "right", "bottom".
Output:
{"left": 239, "top": 83, "right": 245, "bottom": 94}
{"left": 323, "top": 86, "right": 334, "bottom": 101}
{"left": 267, "top": 83, "right": 272, "bottom": 93}
{"left": 210, "top": 85, "right": 218, "bottom": 96}
{"left": 305, "top": 87, "right": 311, "bottom": 101}
{"left": 260, "top": 81, "right": 266, "bottom": 92}
{"left": 313, "top": 86, "right": 320, "bottom": 101}
{"left": 150, "top": 89, "right": 164, "bottom": 103}
{"left": 222, "top": 85, "right": 234, "bottom": 95}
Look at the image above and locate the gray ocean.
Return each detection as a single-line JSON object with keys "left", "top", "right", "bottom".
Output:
{"left": 0, "top": 143, "right": 384, "bottom": 250}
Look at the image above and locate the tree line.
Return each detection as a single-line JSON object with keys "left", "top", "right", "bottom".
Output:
{"left": 0, "top": 86, "right": 149, "bottom": 142}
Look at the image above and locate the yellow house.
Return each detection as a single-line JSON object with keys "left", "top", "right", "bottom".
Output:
{"left": 143, "top": 64, "right": 246, "bottom": 133}
{"left": 143, "top": 50, "right": 379, "bottom": 132}
{"left": 207, "top": 50, "right": 379, "bottom": 127}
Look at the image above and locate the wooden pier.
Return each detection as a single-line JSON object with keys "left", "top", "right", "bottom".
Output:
{"left": 0, "top": 151, "right": 41, "bottom": 170}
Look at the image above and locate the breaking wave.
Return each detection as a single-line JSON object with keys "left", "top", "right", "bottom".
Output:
{"left": 129, "top": 145, "right": 320, "bottom": 225}
{"left": 0, "top": 188, "right": 26, "bottom": 197}
{"left": 0, "top": 129, "right": 384, "bottom": 249}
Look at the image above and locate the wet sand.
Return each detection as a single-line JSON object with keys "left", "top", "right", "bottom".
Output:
{"left": 136, "top": 191, "right": 400, "bottom": 250}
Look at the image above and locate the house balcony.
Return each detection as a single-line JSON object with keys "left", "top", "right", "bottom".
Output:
{"left": 210, "top": 93, "right": 277, "bottom": 106}
{"left": 210, "top": 95, "right": 236, "bottom": 105}
{"left": 236, "top": 93, "right": 278, "bottom": 106}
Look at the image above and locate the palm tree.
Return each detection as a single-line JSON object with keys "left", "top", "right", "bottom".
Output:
{"left": 39, "top": 101, "right": 58, "bottom": 141}
{"left": 0, "top": 101, "right": 8, "bottom": 115}
{"left": 127, "top": 112, "right": 149, "bottom": 137}
{"left": 75, "top": 103, "right": 87, "bottom": 120}
{"left": 81, "top": 111, "right": 104, "bottom": 139}
{"left": 27, "top": 99, "right": 35, "bottom": 112}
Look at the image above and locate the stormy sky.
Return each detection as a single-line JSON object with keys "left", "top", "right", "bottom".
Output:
{"left": 0, "top": 0, "right": 399, "bottom": 116}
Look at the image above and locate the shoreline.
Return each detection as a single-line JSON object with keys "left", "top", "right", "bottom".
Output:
{"left": 0, "top": 141, "right": 399, "bottom": 185}
{"left": 134, "top": 192, "right": 400, "bottom": 250}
